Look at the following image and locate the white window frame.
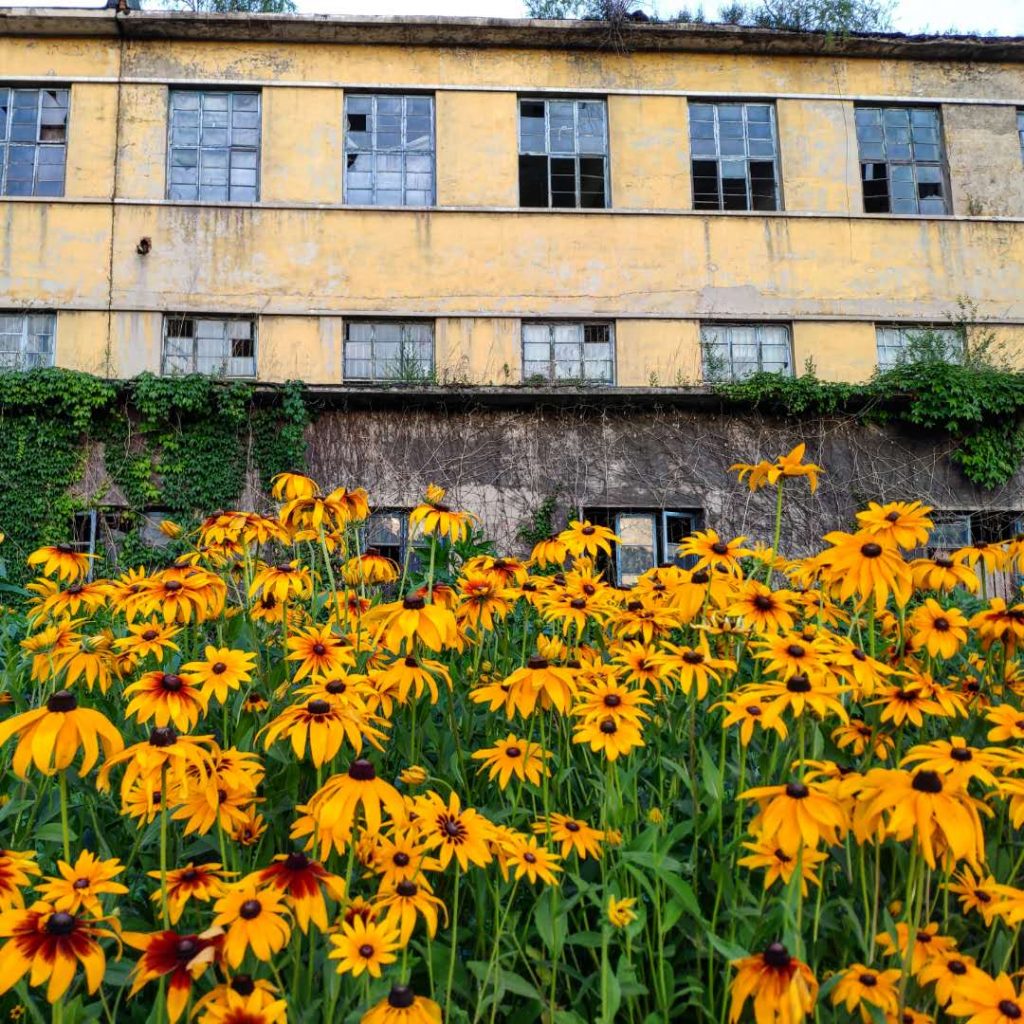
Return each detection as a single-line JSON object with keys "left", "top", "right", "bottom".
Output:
{"left": 700, "top": 323, "right": 792, "bottom": 382}
{"left": 518, "top": 97, "right": 609, "bottom": 209}
{"left": 0, "top": 312, "right": 56, "bottom": 370}
{"left": 521, "top": 322, "right": 615, "bottom": 384}
{"left": 874, "top": 324, "right": 964, "bottom": 370}
{"left": 167, "top": 89, "right": 261, "bottom": 203}
{"left": 0, "top": 86, "right": 69, "bottom": 197}
{"left": 593, "top": 509, "right": 702, "bottom": 586}
{"left": 160, "top": 315, "right": 257, "bottom": 378}
{"left": 343, "top": 93, "right": 435, "bottom": 207}
{"left": 688, "top": 101, "right": 781, "bottom": 212}
{"left": 343, "top": 321, "right": 435, "bottom": 383}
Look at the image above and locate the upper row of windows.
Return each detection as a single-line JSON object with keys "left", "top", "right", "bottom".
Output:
{"left": 0, "top": 311, "right": 961, "bottom": 382}
{"left": 3, "top": 86, "right": 1022, "bottom": 215}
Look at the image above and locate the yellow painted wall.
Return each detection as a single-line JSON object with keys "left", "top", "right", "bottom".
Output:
{"left": 616, "top": 319, "right": 701, "bottom": 386}
{"left": 609, "top": 95, "right": 690, "bottom": 210}
{"left": 792, "top": 321, "right": 878, "bottom": 381}
{"left": 436, "top": 93, "right": 518, "bottom": 207}
{"left": 55, "top": 311, "right": 113, "bottom": 375}
{"left": 65, "top": 84, "right": 118, "bottom": 200}
{"left": 776, "top": 99, "right": 860, "bottom": 214}
{"left": 943, "top": 104, "right": 1024, "bottom": 218}
{"left": 259, "top": 315, "right": 342, "bottom": 382}
{"left": 435, "top": 317, "right": 520, "bottom": 383}
{"left": 262, "top": 89, "right": 344, "bottom": 205}
{"left": 115, "top": 85, "right": 167, "bottom": 201}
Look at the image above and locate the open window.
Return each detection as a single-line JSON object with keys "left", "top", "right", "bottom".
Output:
{"left": 583, "top": 507, "right": 702, "bottom": 586}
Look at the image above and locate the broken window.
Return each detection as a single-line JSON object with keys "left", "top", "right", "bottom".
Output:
{"left": 363, "top": 509, "right": 411, "bottom": 567}
{"left": 167, "top": 90, "right": 260, "bottom": 202}
{"left": 689, "top": 101, "right": 780, "bottom": 211}
{"left": 875, "top": 324, "right": 964, "bottom": 370}
{"left": 522, "top": 322, "right": 614, "bottom": 384}
{"left": 161, "top": 315, "right": 257, "bottom": 377}
{"left": 855, "top": 105, "right": 948, "bottom": 215}
{"left": 70, "top": 509, "right": 133, "bottom": 579}
{"left": 584, "top": 508, "right": 702, "bottom": 586}
{"left": 701, "top": 323, "right": 791, "bottom": 381}
{"left": 0, "top": 312, "right": 56, "bottom": 370}
{"left": 518, "top": 98, "right": 608, "bottom": 209}
{"left": 344, "top": 321, "right": 434, "bottom": 382}
{"left": 344, "top": 94, "right": 435, "bottom": 207}
{"left": 0, "top": 87, "right": 68, "bottom": 197}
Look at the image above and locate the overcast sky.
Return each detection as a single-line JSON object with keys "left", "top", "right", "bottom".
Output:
{"left": 3, "top": 0, "right": 1023, "bottom": 35}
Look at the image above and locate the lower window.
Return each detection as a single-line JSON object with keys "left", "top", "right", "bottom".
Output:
{"left": 701, "top": 323, "right": 792, "bottom": 382}
{"left": 522, "top": 322, "right": 614, "bottom": 384}
{"left": 344, "top": 321, "right": 434, "bottom": 383}
{"left": 584, "top": 508, "right": 701, "bottom": 586}
{"left": 0, "top": 312, "right": 56, "bottom": 370}
{"left": 161, "top": 315, "right": 256, "bottom": 377}
{"left": 363, "top": 509, "right": 411, "bottom": 566}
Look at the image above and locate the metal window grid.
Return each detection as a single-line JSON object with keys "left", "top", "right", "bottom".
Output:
{"left": 344, "top": 94, "right": 435, "bottom": 207}
{"left": 167, "top": 90, "right": 261, "bottom": 202}
{"left": 161, "top": 315, "right": 257, "bottom": 377}
{"left": 343, "top": 321, "right": 435, "bottom": 382}
{"left": 521, "top": 322, "right": 615, "bottom": 383}
{"left": 855, "top": 105, "right": 948, "bottom": 215}
{"left": 688, "top": 101, "right": 780, "bottom": 211}
{"left": 518, "top": 97, "right": 609, "bottom": 208}
{"left": 0, "top": 312, "right": 56, "bottom": 370}
{"left": 700, "top": 323, "right": 791, "bottom": 381}
{"left": 1018, "top": 109, "right": 1024, "bottom": 164}
{"left": 0, "top": 87, "right": 68, "bottom": 197}
{"left": 874, "top": 324, "right": 963, "bottom": 370}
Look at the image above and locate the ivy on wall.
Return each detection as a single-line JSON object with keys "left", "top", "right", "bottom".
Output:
{"left": 0, "top": 369, "right": 308, "bottom": 585}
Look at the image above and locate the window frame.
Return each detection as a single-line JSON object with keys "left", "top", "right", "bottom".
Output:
{"left": 1017, "top": 108, "right": 1024, "bottom": 165}
{"left": 583, "top": 507, "right": 703, "bottom": 586}
{"left": 854, "top": 103, "right": 950, "bottom": 216}
{"left": 160, "top": 313, "right": 258, "bottom": 378}
{"left": 343, "top": 319, "right": 436, "bottom": 384}
{"left": 688, "top": 99, "right": 782, "bottom": 212}
{"left": 874, "top": 323, "right": 965, "bottom": 371}
{"left": 700, "top": 322, "right": 793, "bottom": 382}
{"left": 166, "top": 88, "right": 262, "bottom": 203}
{"left": 521, "top": 321, "right": 616, "bottom": 385}
{"left": 0, "top": 311, "right": 57, "bottom": 371}
{"left": 362, "top": 508, "right": 414, "bottom": 572}
{"left": 343, "top": 92, "right": 436, "bottom": 207}
{"left": 517, "top": 96, "right": 610, "bottom": 209}
{"left": 0, "top": 85, "right": 70, "bottom": 197}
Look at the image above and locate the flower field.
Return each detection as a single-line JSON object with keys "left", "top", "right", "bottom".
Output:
{"left": 2, "top": 450, "right": 1024, "bottom": 1024}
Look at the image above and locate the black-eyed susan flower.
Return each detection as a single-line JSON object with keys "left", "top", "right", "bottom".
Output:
{"left": 360, "top": 984, "right": 442, "bottom": 1024}
{"left": 678, "top": 529, "right": 752, "bottom": 575}
{"left": 0, "top": 901, "right": 115, "bottom": 1003}
{"left": 875, "top": 922, "right": 956, "bottom": 973}
{"left": 286, "top": 624, "right": 357, "bottom": 681}
{"left": 252, "top": 852, "right": 346, "bottom": 933}
{"left": 946, "top": 968, "right": 1024, "bottom": 1023}
{"left": 530, "top": 535, "right": 568, "bottom": 569}
{"left": 0, "top": 690, "right": 123, "bottom": 778}
{"left": 123, "top": 929, "right": 220, "bottom": 1023}
{"left": 195, "top": 981, "right": 289, "bottom": 1024}
{"left": 472, "top": 734, "right": 551, "bottom": 789}
{"left": 373, "top": 655, "right": 451, "bottom": 705}
{"left": 181, "top": 647, "right": 256, "bottom": 704}
{"left": 328, "top": 916, "right": 401, "bottom": 978}
{"left": 752, "top": 632, "right": 830, "bottom": 683}
{"left": 728, "top": 942, "right": 818, "bottom": 1024}
{"left": 457, "top": 573, "right": 514, "bottom": 631}
{"left": 374, "top": 595, "right": 459, "bottom": 655}
{"left": 505, "top": 835, "right": 562, "bottom": 885}
{"left": 375, "top": 878, "right": 446, "bottom": 943}
{"left": 572, "top": 714, "right": 645, "bottom": 761}
{"left": 250, "top": 560, "right": 313, "bottom": 603}
{"left": 830, "top": 964, "right": 901, "bottom": 1021}
{"left": 916, "top": 949, "right": 977, "bottom": 1006}
{"left": 557, "top": 520, "right": 618, "bottom": 560}
{"left": 910, "top": 599, "right": 969, "bottom": 659}
{"left": 26, "top": 544, "right": 91, "bottom": 583}
{"left": 367, "top": 833, "right": 442, "bottom": 889}
{"left": 832, "top": 718, "right": 893, "bottom": 761}
{"left": 869, "top": 683, "right": 951, "bottom": 728}
{"left": 606, "top": 896, "right": 638, "bottom": 929}
{"left": 343, "top": 549, "right": 400, "bottom": 587}
{"left": 945, "top": 868, "right": 1003, "bottom": 926}
{"left": 737, "top": 839, "right": 826, "bottom": 895}
{"left": 740, "top": 780, "right": 849, "bottom": 853}
{"left": 212, "top": 881, "right": 291, "bottom": 968}
{"left": 500, "top": 655, "right": 578, "bottom": 717}
{"left": 727, "top": 581, "right": 797, "bottom": 633}
{"left": 822, "top": 530, "right": 913, "bottom": 608}
{"left": 36, "top": 851, "right": 126, "bottom": 915}
{"left": 415, "top": 791, "right": 494, "bottom": 871}
{"left": 261, "top": 697, "right": 387, "bottom": 767}
{"left": 715, "top": 693, "right": 789, "bottom": 746}
{"left": 408, "top": 485, "right": 473, "bottom": 544}
{"left": 532, "top": 814, "right": 605, "bottom": 860}
{"left": 124, "top": 670, "right": 209, "bottom": 732}
{"left": 0, "top": 851, "right": 40, "bottom": 911}
{"left": 115, "top": 620, "right": 182, "bottom": 663}
{"left": 911, "top": 554, "right": 980, "bottom": 594}
{"left": 149, "top": 862, "right": 232, "bottom": 925}
{"left": 399, "top": 765, "right": 428, "bottom": 787}
{"left": 857, "top": 500, "right": 934, "bottom": 550}
{"left": 900, "top": 737, "right": 999, "bottom": 788}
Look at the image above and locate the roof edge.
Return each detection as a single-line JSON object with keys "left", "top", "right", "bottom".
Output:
{"left": 1, "top": 9, "right": 1023, "bottom": 62}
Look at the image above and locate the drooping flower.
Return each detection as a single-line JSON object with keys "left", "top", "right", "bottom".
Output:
{"left": 26, "top": 544, "right": 92, "bottom": 583}
{"left": 359, "top": 984, "right": 442, "bottom": 1024}
{"left": 728, "top": 942, "right": 818, "bottom": 1024}
{"left": 123, "top": 929, "right": 220, "bottom": 1023}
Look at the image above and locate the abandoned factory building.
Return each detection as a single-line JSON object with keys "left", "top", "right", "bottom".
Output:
{"left": 2, "top": 8, "right": 1024, "bottom": 582}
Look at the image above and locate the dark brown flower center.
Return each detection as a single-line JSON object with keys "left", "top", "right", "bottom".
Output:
{"left": 860, "top": 542, "right": 883, "bottom": 558}
{"left": 142, "top": 629, "right": 159, "bottom": 641}
{"left": 948, "top": 959, "right": 968, "bottom": 975}
{"left": 950, "top": 747, "right": 972, "bottom": 762}
{"left": 181, "top": 868, "right": 200, "bottom": 882}
{"left": 786, "top": 673, "right": 811, "bottom": 693}
{"left": 164, "top": 580, "right": 182, "bottom": 592}
{"left": 747, "top": 705, "right": 762, "bottom": 717}
{"left": 682, "top": 651, "right": 705, "bottom": 665}
{"left": 72, "top": 878, "right": 89, "bottom": 890}
{"left": 393, "top": 852, "right": 411, "bottom": 866}
{"left": 358, "top": 944, "right": 375, "bottom": 958}
{"left": 786, "top": 644, "right": 806, "bottom": 658}
{"left": 912, "top": 770, "right": 943, "bottom": 794}
{"left": 859, "top": 972, "right": 877, "bottom": 986}
{"left": 161, "top": 674, "right": 183, "bottom": 692}
{"left": 47, "top": 690, "right": 77, "bottom": 713}
{"left": 785, "top": 782, "right": 809, "bottom": 799}
{"left": 691, "top": 570, "right": 710, "bottom": 584}
{"left": 753, "top": 595, "right": 774, "bottom": 611}
{"left": 505, "top": 746, "right": 522, "bottom": 758}
{"left": 936, "top": 556, "right": 955, "bottom": 568}
{"left": 570, "top": 598, "right": 587, "bottom": 609}
{"left": 326, "top": 679, "right": 347, "bottom": 694}
{"left": 527, "top": 655, "right": 549, "bottom": 670}
{"left": 998, "top": 1001, "right": 1022, "bottom": 1020}
{"left": 149, "top": 726, "right": 177, "bottom": 747}
{"left": 711, "top": 541, "right": 729, "bottom": 556}
{"left": 603, "top": 694, "right": 622, "bottom": 707}
{"left": 403, "top": 595, "right": 426, "bottom": 610}
{"left": 885, "top": 511, "right": 901, "bottom": 522}
{"left": 212, "top": 662, "right": 226, "bottom": 674}
{"left": 565, "top": 821, "right": 580, "bottom": 832}
{"left": 388, "top": 985, "right": 415, "bottom": 1009}
{"left": 231, "top": 975, "right": 255, "bottom": 996}
{"left": 851, "top": 647, "right": 867, "bottom": 661}
{"left": 312, "top": 643, "right": 327, "bottom": 656}
{"left": 581, "top": 526, "right": 595, "bottom": 536}
{"left": 762, "top": 942, "right": 791, "bottom": 969}
{"left": 46, "top": 912, "right": 76, "bottom": 935}
{"left": 306, "top": 699, "right": 331, "bottom": 716}
{"left": 523, "top": 852, "right": 537, "bottom": 864}
{"left": 600, "top": 719, "right": 617, "bottom": 734}
{"left": 284, "top": 852, "right": 310, "bottom": 871}
{"left": 348, "top": 759, "right": 376, "bottom": 781}
{"left": 239, "top": 899, "right": 261, "bottom": 920}
{"left": 933, "top": 617, "right": 950, "bottom": 631}
{"left": 396, "top": 880, "right": 417, "bottom": 897}
{"left": 175, "top": 937, "right": 199, "bottom": 960}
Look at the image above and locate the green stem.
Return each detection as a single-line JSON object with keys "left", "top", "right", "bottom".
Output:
{"left": 445, "top": 862, "right": 461, "bottom": 1014}
{"left": 58, "top": 771, "right": 71, "bottom": 862}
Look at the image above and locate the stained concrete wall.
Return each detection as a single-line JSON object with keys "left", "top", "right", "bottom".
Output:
{"left": 943, "top": 104, "right": 1024, "bottom": 217}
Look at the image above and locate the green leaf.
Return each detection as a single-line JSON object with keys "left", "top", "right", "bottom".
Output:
{"left": 535, "top": 888, "right": 567, "bottom": 955}
{"left": 705, "top": 932, "right": 750, "bottom": 963}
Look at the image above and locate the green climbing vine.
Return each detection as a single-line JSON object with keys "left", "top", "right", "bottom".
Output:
{"left": 714, "top": 326, "right": 1024, "bottom": 492}
{"left": 0, "top": 369, "right": 308, "bottom": 587}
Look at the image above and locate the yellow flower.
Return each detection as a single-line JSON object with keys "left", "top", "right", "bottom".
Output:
{"left": 36, "top": 851, "right": 127, "bottom": 915}
{"left": 909, "top": 599, "right": 969, "bottom": 659}
{"left": 360, "top": 985, "right": 442, "bottom": 1024}
{"left": 729, "top": 942, "right": 818, "bottom": 1024}
{"left": 606, "top": 896, "right": 638, "bottom": 929}
{"left": 472, "top": 734, "right": 551, "bottom": 789}
{"left": 212, "top": 881, "right": 291, "bottom": 968}
{"left": 399, "top": 765, "right": 428, "bottom": 786}
{"left": 328, "top": 916, "right": 401, "bottom": 978}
